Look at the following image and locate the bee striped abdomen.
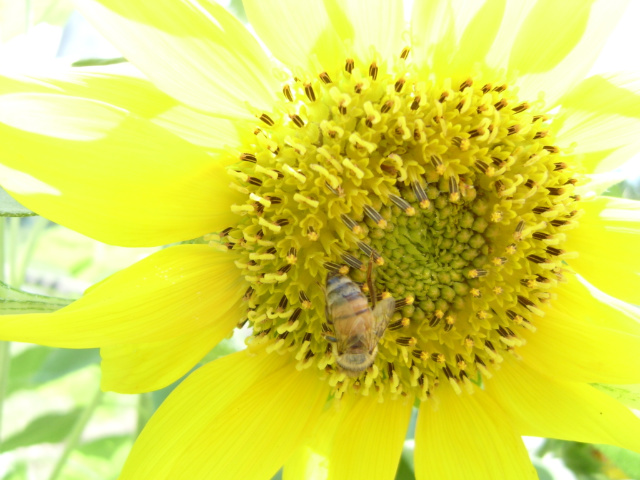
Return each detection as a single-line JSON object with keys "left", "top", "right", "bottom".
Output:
{"left": 326, "top": 275, "right": 369, "bottom": 317}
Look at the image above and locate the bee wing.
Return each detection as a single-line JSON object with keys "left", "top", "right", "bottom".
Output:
{"left": 372, "top": 296, "right": 395, "bottom": 337}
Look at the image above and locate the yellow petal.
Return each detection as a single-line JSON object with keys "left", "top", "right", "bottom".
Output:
{"left": 410, "top": 0, "right": 455, "bottom": 77}
{"left": 152, "top": 105, "right": 246, "bottom": 151}
{"left": 283, "top": 409, "right": 339, "bottom": 480}
{"left": 0, "top": 72, "right": 244, "bottom": 153}
{"left": 449, "top": 0, "right": 510, "bottom": 80}
{"left": 0, "top": 93, "right": 242, "bottom": 246}
{"left": 482, "top": 1, "right": 537, "bottom": 68}
{"left": 100, "top": 326, "right": 239, "bottom": 394}
{"left": 326, "top": 0, "right": 405, "bottom": 65}
{"left": 521, "top": 299, "right": 640, "bottom": 384}
{"left": 554, "top": 74, "right": 640, "bottom": 173}
{"left": 285, "top": 393, "right": 412, "bottom": 480}
{"left": 412, "top": 0, "right": 513, "bottom": 80}
{"left": 576, "top": 144, "right": 640, "bottom": 180}
{"left": 415, "top": 387, "right": 537, "bottom": 480}
{"left": 556, "top": 275, "right": 640, "bottom": 334}
{"left": 120, "top": 347, "right": 330, "bottom": 479}
{"left": 0, "top": 245, "right": 244, "bottom": 347}
{"left": 487, "top": 359, "right": 640, "bottom": 452}
{"left": 509, "top": 0, "right": 592, "bottom": 72}
{"left": 76, "top": 0, "right": 278, "bottom": 118}
{"left": 243, "top": 0, "right": 345, "bottom": 77}
{"left": 329, "top": 394, "right": 412, "bottom": 480}
{"left": 0, "top": 71, "right": 176, "bottom": 119}
{"left": 566, "top": 196, "right": 640, "bottom": 304}
{"left": 509, "top": 0, "right": 629, "bottom": 106}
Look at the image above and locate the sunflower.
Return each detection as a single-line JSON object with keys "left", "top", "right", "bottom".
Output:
{"left": 2, "top": 0, "right": 640, "bottom": 478}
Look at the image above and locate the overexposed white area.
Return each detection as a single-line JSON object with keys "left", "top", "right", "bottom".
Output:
{"left": 588, "top": 1, "right": 640, "bottom": 180}
{"left": 589, "top": 1, "right": 640, "bottom": 74}
{"left": 0, "top": 5, "right": 120, "bottom": 72}
{"left": 0, "top": 22, "right": 62, "bottom": 69}
{"left": 56, "top": 11, "right": 121, "bottom": 62}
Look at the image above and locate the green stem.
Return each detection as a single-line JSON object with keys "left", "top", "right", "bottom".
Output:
{"left": 0, "top": 342, "right": 10, "bottom": 446}
{"left": 0, "top": 219, "right": 7, "bottom": 445}
{"left": 0, "top": 218, "right": 5, "bottom": 283}
{"left": 7, "top": 218, "right": 20, "bottom": 287}
{"left": 48, "top": 386, "right": 103, "bottom": 480}
{"left": 136, "top": 392, "right": 154, "bottom": 437}
{"left": 15, "top": 217, "right": 48, "bottom": 287}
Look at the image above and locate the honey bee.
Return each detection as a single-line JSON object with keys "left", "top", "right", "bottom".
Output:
{"left": 324, "top": 257, "right": 395, "bottom": 376}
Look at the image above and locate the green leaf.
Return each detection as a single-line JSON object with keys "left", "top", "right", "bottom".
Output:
{"left": 1, "top": 462, "right": 27, "bottom": 480}
{"left": 0, "top": 280, "right": 72, "bottom": 314}
{"left": 621, "top": 178, "right": 640, "bottom": 200}
{"left": 149, "top": 381, "right": 179, "bottom": 415}
{"left": 8, "top": 346, "right": 100, "bottom": 394}
{"left": 0, "top": 187, "right": 36, "bottom": 217}
{"left": 1, "top": 409, "right": 82, "bottom": 452}
{"left": 395, "top": 442, "right": 415, "bottom": 480}
{"left": 560, "top": 442, "right": 602, "bottom": 475}
{"left": 34, "top": 348, "right": 101, "bottom": 383}
{"left": 595, "top": 444, "right": 640, "bottom": 478}
{"left": 592, "top": 383, "right": 640, "bottom": 410}
{"left": 394, "top": 408, "right": 418, "bottom": 479}
{"left": 7, "top": 346, "right": 49, "bottom": 392}
{"left": 603, "top": 181, "right": 625, "bottom": 198}
{"left": 62, "top": 451, "right": 126, "bottom": 480}
{"left": 72, "top": 57, "right": 127, "bottom": 67}
{"left": 69, "top": 437, "right": 131, "bottom": 480}
{"left": 406, "top": 407, "right": 417, "bottom": 439}
{"left": 537, "top": 440, "right": 605, "bottom": 476}
{"left": 227, "top": 0, "right": 247, "bottom": 23}
{"left": 30, "top": 225, "right": 160, "bottom": 285}
{"left": 77, "top": 435, "right": 131, "bottom": 459}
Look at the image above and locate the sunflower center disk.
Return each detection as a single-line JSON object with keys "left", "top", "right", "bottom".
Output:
{"left": 217, "top": 50, "right": 580, "bottom": 401}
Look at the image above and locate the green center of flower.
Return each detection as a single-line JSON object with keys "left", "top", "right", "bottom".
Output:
{"left": 216, "top": 48, "right": 580, "bottom": 400}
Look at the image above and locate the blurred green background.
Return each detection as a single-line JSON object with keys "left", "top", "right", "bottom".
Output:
{"left": 2, "top": 0, "right": 640, "bottom": 478}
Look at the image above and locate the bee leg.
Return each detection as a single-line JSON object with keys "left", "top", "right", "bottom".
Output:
{"left": 325, "top": 304, "right": 333, "bottom": 325}
{"left": 322, "top": 321, "right": 336, "bottom": 341}
{"left": 366, "top": 251, "right": 377, "bottom": 308}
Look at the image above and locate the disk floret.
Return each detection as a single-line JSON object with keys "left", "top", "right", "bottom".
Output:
{"left": 216, "top": 50, "right": 580, "bottom": 400}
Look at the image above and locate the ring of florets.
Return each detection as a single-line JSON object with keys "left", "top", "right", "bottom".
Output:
{"left": 211, "top": 49, "right": 579, "bottom": 400}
